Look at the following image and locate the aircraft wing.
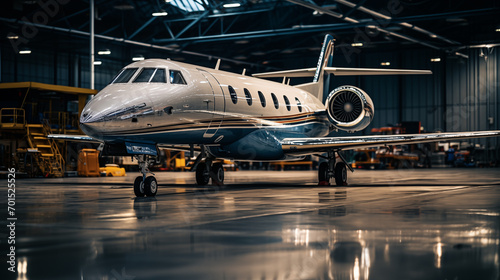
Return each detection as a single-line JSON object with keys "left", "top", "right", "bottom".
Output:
{"left": 253, "top": 67, "right": 431, "bottom": 78}
{"left": 281, "top": 130, "right": 500, "bottom": 155}
{"left": 48, "top": 134, "right": 101, "bottom": 142}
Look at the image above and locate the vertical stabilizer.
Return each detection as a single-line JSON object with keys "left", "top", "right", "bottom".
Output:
{"left": 294, "top": 34, "right": 335, "bottom": 103}
{"left": 313, "top": 34, "right": 335, "bottom": 103}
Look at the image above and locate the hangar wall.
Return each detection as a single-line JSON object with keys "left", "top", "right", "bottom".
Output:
{"left": 329, "top": 47, "right": 499, "bottom": 148}
{"left": 1, "top": 41, "right": 499, "bottom": 149}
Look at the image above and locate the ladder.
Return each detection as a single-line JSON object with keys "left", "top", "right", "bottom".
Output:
{"left": 26, "top": 122, "right": 65, "bottom": 177}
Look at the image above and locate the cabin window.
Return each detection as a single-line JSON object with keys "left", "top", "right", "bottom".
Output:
{"left": 244, "top": 88, "right": 252, "bottom": 106}
{"left": 150, "top": 68, "right": 166, "bottom": 83}
{"left": 228, "top": 86, "right": 237, "bottom": 104}
{"left": 258, "top": 91, "right": 266, "bottom": 107}
{"left": 296, "top": 97, "right": 303, "bottom": 112}
{"left": 133, "top": 68, "right": 156, "bottom": 83}
{"left": 170, "top": 70, "right": 187, "bottom": 84}
{"left": 284, "top": 96, "right": 291, "bottom": 111}
{"left": 112, "top": 68, "right": 138, "bottom": 83}
{"left": 271, "top": 93, "right": 279, "bottom": 109}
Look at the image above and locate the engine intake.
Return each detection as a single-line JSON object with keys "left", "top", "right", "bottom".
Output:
{"left": 326, "top": 85, "right": 374, "bottom": 132}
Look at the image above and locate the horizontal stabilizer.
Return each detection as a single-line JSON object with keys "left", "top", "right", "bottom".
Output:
{"left": 253, "top": 67, "right": 431, "bottom": 78}
{"left": 282, "top": 130, "right": 500, "bottom": 155}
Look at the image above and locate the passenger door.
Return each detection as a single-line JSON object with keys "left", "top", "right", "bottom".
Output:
{"left": 198, "top": 69, "right": 225, "bottom": 139}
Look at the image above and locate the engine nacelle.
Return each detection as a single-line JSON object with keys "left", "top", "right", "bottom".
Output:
{"left": 325, "top": 85, "right": 374, "bottom": 132}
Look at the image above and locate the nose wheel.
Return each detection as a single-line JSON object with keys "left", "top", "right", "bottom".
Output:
{"left": 134, "top": 155, "right": 158, "bottom": 197}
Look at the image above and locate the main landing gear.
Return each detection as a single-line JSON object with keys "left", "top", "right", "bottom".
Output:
{"left": 195, "top": 158, "right": 225, "bottom": 186}
{"left": 318, "top": 150, "right": 352, "bottom": 186}
{"left": 134, "top": 155, "right": 158, "bottom": 197}
{"left": 192, "top": 147, "right": 224, "bottom": 186}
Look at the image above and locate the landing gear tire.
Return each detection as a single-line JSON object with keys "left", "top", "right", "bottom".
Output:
{"left": 318, "top": 162, "right": 329, "bottom": 184}
{"left": 211, "top": 163, "right": 224, "bottom": 185}
{"left": 144, "top": 176, "right": 158, "bottom": 197}
{"left": 334, "top": 162, "right": 348, "bottom": 186}
{"left": 134, "top": 176, "right": 145, "bottom": 197}
{"left": 196, "top": 162, "right": 210, "bottom": 186}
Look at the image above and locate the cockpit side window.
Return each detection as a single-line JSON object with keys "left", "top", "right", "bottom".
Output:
{"left": 150, "top": 68, "right": 166, "bottom": 83}
{"left": 170, "top": 70, "right": 187, "bottom": 85}
{"left": 133, "top": 68, "right": 156, "bottom": 83}
{"left": 112, "top": 68, "right": 138, "bottom": 83}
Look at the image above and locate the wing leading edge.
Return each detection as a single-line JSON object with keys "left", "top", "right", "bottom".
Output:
{"left": 282, "top": 130, "right": 500, "bottom": 155}
{"left": 48, "top": 134, "right": 100, "bottom": 142}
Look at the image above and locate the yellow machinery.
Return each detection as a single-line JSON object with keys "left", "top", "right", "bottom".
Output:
{"left": 77, "top": 149, "right": 100, "bottom": 177}
{"left": 100, "top": 164, "right": 126, "bottom": 177}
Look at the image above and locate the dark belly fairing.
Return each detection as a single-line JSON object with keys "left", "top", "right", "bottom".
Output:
{"left": 208, "top": 122, "right": 330, "bottom": 160}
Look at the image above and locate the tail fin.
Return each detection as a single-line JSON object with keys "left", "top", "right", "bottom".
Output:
{"left": 296, "top": 34, "right": 335, "bottom": 103}
{"left": 313, "top": 34, "right": 335, "bottom": 83}
{"left": 252, "top": 34, "right": 335, "bottom": 103}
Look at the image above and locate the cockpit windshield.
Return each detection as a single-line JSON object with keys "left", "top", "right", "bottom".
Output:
{"left": 170, "top": 70, "right": 187, "bottom": 85}
{"left": 133, "top": 68, "right": 166, "bottom": 83}
{"left": 111, "top": 68, "right": 138, "bottom": 83}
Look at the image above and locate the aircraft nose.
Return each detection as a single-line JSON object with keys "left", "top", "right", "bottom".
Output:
{"left": 79, "top": 104, "right": 106, "bottom": 140}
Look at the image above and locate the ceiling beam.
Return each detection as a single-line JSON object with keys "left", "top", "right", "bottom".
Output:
{"left": 334, "top": 0, "right": 460, "bottom": 45}
{"left": 0, "top": 17, "right": 272, "bottom": 69}
{"left": 286, "top": 0, "right": 441, "bottom": 50}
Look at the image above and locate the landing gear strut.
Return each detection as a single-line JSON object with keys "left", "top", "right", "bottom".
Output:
{"left": 318, "top": 150, "right": 350, "bottom": 186}
{"left": 134, "top": 155, "right": 158, "bottom": 197}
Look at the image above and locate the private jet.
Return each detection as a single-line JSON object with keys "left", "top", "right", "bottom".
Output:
{"left": 50, "top": 35, "right": 500, "bottom": 197}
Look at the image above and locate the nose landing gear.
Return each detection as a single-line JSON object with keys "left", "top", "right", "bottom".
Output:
{"left": 134, "top": 155, "right": 158, "bottom": 197}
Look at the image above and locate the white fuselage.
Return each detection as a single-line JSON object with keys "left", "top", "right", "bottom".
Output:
{"left": 80, "top": 59, "right": 330, "bottom": 160}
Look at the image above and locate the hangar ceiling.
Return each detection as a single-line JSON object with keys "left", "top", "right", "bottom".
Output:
{"left": 1, "top": 0, "right": 499, "bottom": 69}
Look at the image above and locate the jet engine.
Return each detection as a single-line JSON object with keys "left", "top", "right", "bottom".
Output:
{"left": 325, "top": 85, "right": 374, "bottom": 132}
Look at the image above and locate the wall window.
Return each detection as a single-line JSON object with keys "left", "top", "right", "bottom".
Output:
{"left": 258, "top": 91, "right": 266, "bottom": 107}
{"left": 271, "top": 93, "right": 279, "bottom": 109}
{"left": 112, "top": 68, "right": 138, "bottom": 83}
{"left": 170, "top": 70, "right": 187, "bottom": 84}
{"left": 244, "top": 88, "right": 252, "bottom": 106}
{"left": 295, "top": 97, "right": 302, "bottom": 112}
{"left": 228, "top": 85, "right": 237, "bottom": 104}
{"left": 284, "top": 95, "right": 291, "bottom": 111}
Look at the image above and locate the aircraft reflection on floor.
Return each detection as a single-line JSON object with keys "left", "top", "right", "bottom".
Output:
{"left": 6, "top": 170, "right": 500, "bottom": 279}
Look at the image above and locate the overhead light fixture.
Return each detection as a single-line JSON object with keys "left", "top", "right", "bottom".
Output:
{"left": 430, "top": 58, "right": 441, "bottom": 62}
{"left": 380, "top": 62, "right": 390, "bottom": 66}
{"left": 165, "top": 0, "right": 173, "bottom": 2}
{"left": 93, "top": 61, "right": 102, "bottom": 65}
{"left": 313, "top": 10, "right": 323, "bottom": 16}
{"left": 19, "top": 49, "right": 31, "bottom": 54}
{"left": 430, "top": 34, "right": 438, "bottom": 38}
{"left": 496, "top": 28, "right": 500, "bottom": 32}
{"left": 98, "top": 49, "right": 111, "bottom": 55}
{"left": 223, "top": 3, "right": 241, "bottom": 8}
{"left": 7, "top": 35, "right": 19, "bottom": 40}
{"left": 152, "top": 11, "right": 168, "bottom": 16}
{"left": 132, "top": 55, "right": 145, "bottom": 61}
{"left": 351, "top": 42, "right": 363, "bottom": 47}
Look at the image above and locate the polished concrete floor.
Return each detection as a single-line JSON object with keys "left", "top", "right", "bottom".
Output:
{"left": 2, "top": 168, "right": 500, "bottom": 280}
